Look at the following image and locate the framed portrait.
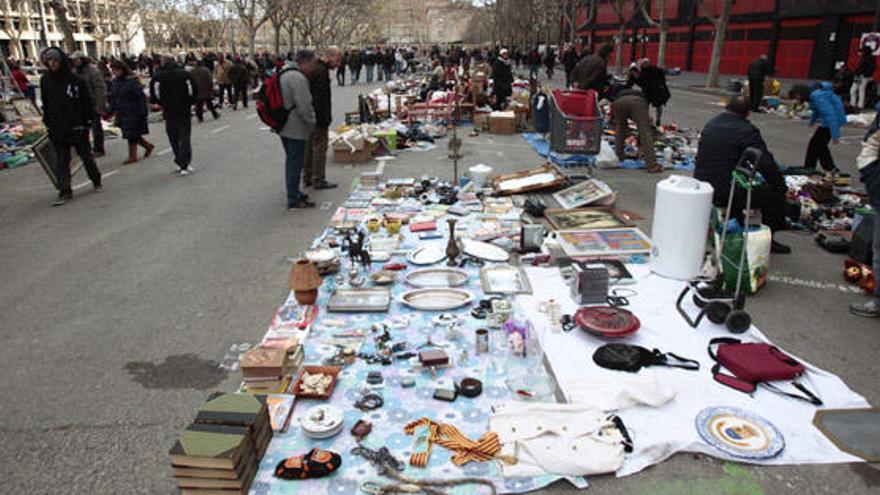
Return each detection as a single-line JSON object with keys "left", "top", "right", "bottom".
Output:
{"left": 545, "top": 207, "right": 633, "bottom": 231}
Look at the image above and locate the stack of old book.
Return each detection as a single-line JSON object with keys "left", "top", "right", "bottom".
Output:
{"left": 170, "top": 393, "right": 272, "bottom": 495}
{"left": 238, "top": 346, "right": 301, "bottom": 395}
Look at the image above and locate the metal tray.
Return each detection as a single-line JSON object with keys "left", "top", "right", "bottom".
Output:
{"left": 406, "top": 245, "right": 446, "bottom": 265}
{"left": 327, "top": 288, "right": 391, "bottom": 312}
{"left": 400, "top": 288, "right": 474, "bottom": 311}
{"left": 480, "top": 266, "right": 532, "bottom": 294}
{"left": 461, "top": 239, "right": 509, "bottom": 262}
{"left": 405, "top": 268, "right": 470, "bottom": 288}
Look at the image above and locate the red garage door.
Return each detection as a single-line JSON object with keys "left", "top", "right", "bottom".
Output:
{"left": 776, "top": 19, "right": 820, "bottom": 79}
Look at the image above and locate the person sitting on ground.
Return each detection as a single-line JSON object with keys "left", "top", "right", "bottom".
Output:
{"left": 850, "top": 101, "right": 880, "bottom": 317}
{"left": 694, "top": 96, "right": 791, "bottom": 254}
{"left": 611, "top": 89, "right": 661, "bottom": 173}
{"left": 572, "top": 44, "right": 613, "bottom": 93}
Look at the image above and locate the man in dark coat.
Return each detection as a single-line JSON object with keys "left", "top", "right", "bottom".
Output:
{"left": 492, "top": 48, "right": 513, "bottom": 110}
{"left": 349, "top": 49, "right": 362, "bottom": 84}
{"left": 746, "top": 54, "right": 773, "bottom": 112}
{"left": 40, "top": 47, "right": 102, "bottom": 206}
{"left": 188, "top": 59, "right": 219, "bottom": 121}
{"left": 573, "top": 44, "right": 613, "bottom": 93}
{"left": 150, "top": 54, "right": 196, "bottom": 175}
{"left": 562, "top": 44, "right": 579, "bottom": 87}
{"left": 628, "top": 59, "right": 671, "bottom": 125}
{"left": 694, "top": 97, "right": 790, "bottom": 254}
{"left": 228, "top": 56, "right": 249, "bottom": 110}
{"left": 301, "top": 47, "right": 341, "bottom": 190}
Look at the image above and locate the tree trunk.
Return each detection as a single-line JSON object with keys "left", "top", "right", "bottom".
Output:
{"left": 273, "top": 23, "right": 281, "bottom": 55}
{"left": 615, "top": 23, "right": 625, "bottom": 69}
{"left": 48, "top": 1, "right": 77, "bottom": 53}
{"left": 248, "top": 27, "right": 256, "bottom": 60}
{"left": 657, "top": 25, "right": 667, "bottom": 68}
{"left": 705, "top": 0, "right": 732, "bottom": 88}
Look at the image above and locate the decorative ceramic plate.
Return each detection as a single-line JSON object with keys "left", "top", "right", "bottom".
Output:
{"left": 400, "top": 288, "right": 475, "bottom": 311}
{"left": 573, "top": 306, "right": 641, "bottom": 338}
{"left": 405, "top": 268, "right": 469, "bottom": 288}
{"left": 461, "top": 239, "right": 509, "bottom": 262}
{"left": 696, "top": 406, "right": 785, "bottom": 460}
{"left": 300, "top": 404, "right": 344, "bottom": 439}
{"left": 407, "top": 245, "right": 446, "bottom": 265}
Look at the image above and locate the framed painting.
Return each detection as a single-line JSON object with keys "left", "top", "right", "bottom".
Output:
{"left": 557, "top": 228, "right": 652, "bottom": 257}
{"left": 33, "top": 133, "right": 82, "bottom": 190}
{"left": 552, "top": 178, "right": 614, "bottom": 209}
{"left": 544, "top": 207, "right": 633, "bottom": 231}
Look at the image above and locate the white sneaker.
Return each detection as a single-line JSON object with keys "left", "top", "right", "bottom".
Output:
{"left": 179, "top": 168, "right": 191, "bottom": 176}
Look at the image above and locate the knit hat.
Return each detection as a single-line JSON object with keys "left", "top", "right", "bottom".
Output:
{"left": 70, "top": 50, "right": 87, "bottom": 60}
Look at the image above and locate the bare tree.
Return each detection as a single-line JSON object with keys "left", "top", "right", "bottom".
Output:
{"left": 608, "top": 0, "right": 626, "bottom": 68}
{"left": 232, "top": 0, "right": 278, "bottom": 57}
{"left": 561, "top": 0, "right": 593, "bottom": 45}
{"left": 0, "top": 0, "right": 25, "bottom": 59}
{"left": 266, "top": 1, "right": 288, "bottom": 55}
{"left": 698, "top": 0, "right": 732, "bottom": 88}
{"left": 638, "top": 0, "right": 667, "bottom": 67}
{"left": 48, "top": 0, "right": 77, "bottom": 52}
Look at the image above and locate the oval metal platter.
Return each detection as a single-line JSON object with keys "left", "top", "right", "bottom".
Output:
{"left": 405, "top": 268, "right": 470, "bottom": 288}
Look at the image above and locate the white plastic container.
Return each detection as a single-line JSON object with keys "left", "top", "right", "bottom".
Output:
{"left": 651, "top": 175, "right": 714, "bottom": 280}
{"left": 468, "top": 164, "right": 493, "bottom": 187}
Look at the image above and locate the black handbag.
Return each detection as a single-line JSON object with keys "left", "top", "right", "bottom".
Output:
{"left": 593, "top": 343, "right": 699, "bottom": 372}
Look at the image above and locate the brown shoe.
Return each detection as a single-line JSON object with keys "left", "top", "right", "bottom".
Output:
{"left": 143, "top": 142, "right": 155, "bottom": 158}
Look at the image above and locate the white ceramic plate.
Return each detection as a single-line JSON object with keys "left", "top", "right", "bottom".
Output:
{"left": 406, "top": 245, "right": 446, "bottom": 265}
{"left": 300, "top": 405, "right": 344, "bottom": 438}
{"left": 405, "top": 268, "right": 469, "bottom": 288}
{"left": 305, "top": 248, "right": 336, "bottom": 263}
{"left": 400, "top": 288, "right": 474, "bottom": 311}
{"left": 461, "top": 239, "right": 509, "bottom": 262}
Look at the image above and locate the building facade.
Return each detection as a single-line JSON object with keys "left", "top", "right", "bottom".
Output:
{"left": 567, "top": 0, "right": 880, "bottom": 80}
{"left": 0, "top": 0, "right": 144, "bottom": 61}
{"left": 380, "top": 0, "right": 473, "bottom": 44}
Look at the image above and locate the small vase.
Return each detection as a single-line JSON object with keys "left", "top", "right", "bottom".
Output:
{"left": 446, "top": 218, "right": 460, "bottom": 266}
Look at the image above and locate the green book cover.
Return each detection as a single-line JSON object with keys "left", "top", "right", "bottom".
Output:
{"left": 194, "top": 392, "right": 267, "bottom": 428}
{"left": 169, "top": 424, "right": 249, "bottom": 468}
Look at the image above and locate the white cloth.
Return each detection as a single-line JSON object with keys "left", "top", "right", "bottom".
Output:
{"left": 490, "top": 402, "right": 626, "bottom": 478}
{"left": 565, "top": 373, "right": 676, "bottom": 411}
{"left": 517, "top": 266, "right": 870, "bottom": 477}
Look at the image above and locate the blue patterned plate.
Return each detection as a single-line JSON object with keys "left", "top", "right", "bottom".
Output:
{"left": 696, "top": 406, "right": 784, "bottom": 460}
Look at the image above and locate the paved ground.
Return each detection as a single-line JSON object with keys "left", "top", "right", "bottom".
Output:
{"left": 1, "top": 69, "right": 878, "bottom": 495}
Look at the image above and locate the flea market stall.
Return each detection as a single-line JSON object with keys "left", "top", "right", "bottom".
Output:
{"left": 168, "top": 155, "right": 875, "bottom": 495}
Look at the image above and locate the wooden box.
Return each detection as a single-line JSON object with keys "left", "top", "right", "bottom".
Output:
{"left": 333, "top": 144, "right": 373, "bottom": 163}
{"left": 489, "top": 112, "right": 517, "bottom": 134}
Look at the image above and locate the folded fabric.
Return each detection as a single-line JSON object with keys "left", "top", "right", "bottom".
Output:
{"left": 490, "top": 402, "right": 627, "bottom": 478}
{"left": 564, "top": 372, "right": 676, "bottom": 411}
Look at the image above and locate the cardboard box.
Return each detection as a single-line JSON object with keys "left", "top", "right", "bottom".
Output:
{"left": 474, "top": 111, "right": 490, "bottom": 131}
{"left": 489, "top": 111, "right": 516, "bottom": 134}
{"left": 333, "top": 143, "right": 373, "bottom": 163}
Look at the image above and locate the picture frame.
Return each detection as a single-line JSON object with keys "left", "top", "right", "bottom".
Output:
{"left": 32, "top": 133, "right": 82, "bottom": 191}
{"left": 557, "top": 228, "right": 652, "bottom": 257}
{"left": 480, "top": 266, "right": 533, "bottom": 294}
{"left": 552, "top": 178, "right": 614, "bottom": 209}
{"left": 492, "top": 163, "right": 567, "bottom": 195}
{"left": 544, "top": 207, "right": 633, "bottom": 231}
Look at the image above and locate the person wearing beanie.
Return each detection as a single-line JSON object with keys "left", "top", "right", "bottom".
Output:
{"left": 39, "top": 47, "right": 103, "bottom": 206}
{"left": 71, "top": 50, "right": 107, "bottom": 157}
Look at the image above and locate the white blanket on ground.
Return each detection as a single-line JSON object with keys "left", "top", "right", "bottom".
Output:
{"left": 517, "top": 266, "right": 871, "bottom": 477}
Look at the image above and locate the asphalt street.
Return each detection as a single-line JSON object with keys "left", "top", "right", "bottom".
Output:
{"left": 0, "top": 70, "right": 878, "bottom": 495}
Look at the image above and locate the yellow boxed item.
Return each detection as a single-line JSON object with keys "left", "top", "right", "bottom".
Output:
{"left": 489, "top": 111, "right": 516, "bottom": 134}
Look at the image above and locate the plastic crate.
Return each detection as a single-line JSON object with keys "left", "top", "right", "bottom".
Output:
{"left": 549, "top": 89, "right": 602, "bottom": 155}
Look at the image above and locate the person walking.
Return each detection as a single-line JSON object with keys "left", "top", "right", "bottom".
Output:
{"left": 562, "top": 44, "right": 579, "bottom": 88}
{"left": 850, "top": 102, "right": 880, "bottom": 317}
{"left": 851, "top": 47, "right": 877, "bottom": 111}
{"left": 213, "top": 55, "right": 233, "bottom": 107}
{"left": 382, "top": 49, "right": 394, "bottom": 81}
{"left": 108, "top": 60, "right": 153, "bottom": 164}
{"left": 228, "top": 56, "right": 249, "bottom": 110}
{"left": 71, "top": 51, "right": 107, "bottom": 157}
{"left": 492, "top": 48, "right": 513, "bottom": 110}
{"left": 277, "top": 52, "right": 317, "bottom": 209}
{"left": 543, "top": 47, "right": 556, "bottom": 80}
{"left": 337, "top": 51, "right": 348, "bottom": 86}
{"left": 150, "top": 54, "right": 196, "bottom": 175}
{"left": 39, "top": 47, "right": 102, "bottom": 206}
{"left": 349, "top": 49, "right": 362, "bottom": 84}
{"left": 802, "top": 81, "right": 846, "bottom": 172}
{"left": 746, "top": 54, "right": 773, "bottom": 112}
{"left": 188, "top": 59, "right": 220, "bottom": 122}
{"left": 364, "top": 48, "right": 375, "bottom": 83}
{"left": 302, "top": 47, "right": 341, "bottom": 191}
{"left": 612, "top": 90, "right": 662, "bottom": 173}
{"left": 527, "top": 46, "right": 540, "bottom": 80}
{"left": 572, "top": 44, "right": 613, "bottom": 93}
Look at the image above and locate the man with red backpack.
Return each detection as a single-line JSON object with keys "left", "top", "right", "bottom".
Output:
{"left": 272, "top": 51, "right": 316, "bottom": 209}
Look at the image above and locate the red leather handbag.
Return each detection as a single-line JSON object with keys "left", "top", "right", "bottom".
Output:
{"left": 709, "top": 338, "right": 822, "bottom": 405}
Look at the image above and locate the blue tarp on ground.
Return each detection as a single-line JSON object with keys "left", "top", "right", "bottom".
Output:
{"left": 522, "top": 132, "right": 596, "bottom": 167}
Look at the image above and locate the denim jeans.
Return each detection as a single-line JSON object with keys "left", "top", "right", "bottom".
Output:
{"left": 859, "top": 160, "right": 880, "bottom": 298}
{"left": 165, "top": 115, "right": 192, "bottom": 169}
{"left": 281, "top": 136, "right": 306, "bottom": 207}
{"left": 365, "top": 64, "right": 374, "bottom": 83}
{"left": 529, "top": 64, "right": 539, "bottom": 79}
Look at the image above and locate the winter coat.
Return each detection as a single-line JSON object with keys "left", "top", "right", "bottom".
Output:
{"left": 562, "top": 49, "right": 579, "bottom": 72}
{"left": 349, "top": 52, "right": 362, "bottom": 71}
{"left": 79, "top": 62, "right": 107, "bottom": 112}
{"left": 629, "top": 65, "right": 670, "bottom": 107}
{"left": 492, "top": 58, "right": 513, "bottom": 95}
{"left": 40, "top": 65, "right": 94, "bottom": 142}
{"left": 809, "top": 81, "right": 847, "bottom": 140}
{"left": 213, "top": 60, "right": 232, "bottom": 85}
{"left": 228, "top": 62, "right": 249, "bottom": 86}
{"left": 695, "top": 111, "right": 786, "bottom": 198}
{"left": 572, "top": 54, "right": 608, "bottom": 91}
{"left": 149, "top": 62, "right": 196, "bottom": 119}
{"left": 303, "top": 59, "right": 332, "bottom": 129}
{"left": 109, "top": 75, "right": 148, "bottom": 140}
{"left": 278, "top": 61, "right": 316, "bottom": 141}
{"left": 856, "top": 52, "right": 877, "bottom": 78}
{"left": 189, "top": 65, "right": 213, "bottom": 100}
{"left": 747, "top": 57, "right": 773, "bottom": 80}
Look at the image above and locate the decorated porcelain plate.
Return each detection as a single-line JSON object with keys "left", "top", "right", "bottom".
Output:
{"left": 405, "top": 268, "right": 469, "bottom": 288}
{"left": 461, "top": 239, "right": 509, "bottom": 262}
{"left": 407, "top": 245, "right": 446, "bottom": 265}
{"left": 696, "top": 406, "right": 784, "bottom": 460}
{"left": 300, "top": 405, "right": 344, "bottom": 439}
{"left": 400, "top": 288, "right": 474, "bottom": 311}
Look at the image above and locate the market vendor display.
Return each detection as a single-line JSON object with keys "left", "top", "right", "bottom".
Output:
{"left": 694, "top": 96, "right": 791, "bottom": 254}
